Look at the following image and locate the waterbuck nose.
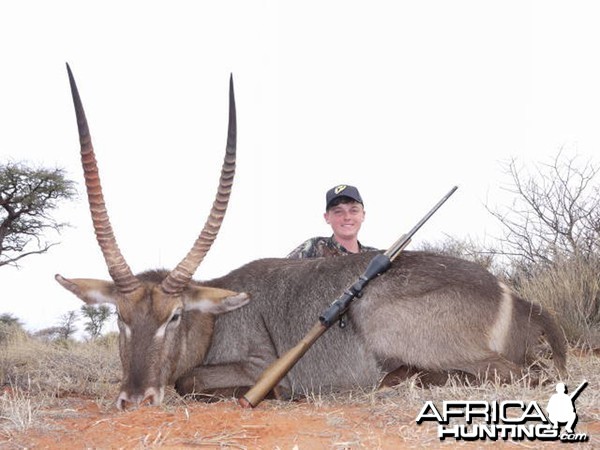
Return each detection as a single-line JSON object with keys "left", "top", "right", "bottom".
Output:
{"left": 116, "top": 387, "right": 163, "bottom": 410}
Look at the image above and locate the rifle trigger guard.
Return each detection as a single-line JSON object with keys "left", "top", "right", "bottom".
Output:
{"left": 338, "top": 314, "right": 347, "bottom": 329}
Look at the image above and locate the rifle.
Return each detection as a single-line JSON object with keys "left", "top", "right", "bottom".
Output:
{"left": 569, "top": 380, "right": 588, "bottom": 401}
{"left": 239, "top": 186, "right": 458, "bottom": 408}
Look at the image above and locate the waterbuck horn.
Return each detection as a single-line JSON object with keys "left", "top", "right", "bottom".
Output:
{"left": 160, "top": 74, "right": 237, "bottom": 295}
{"left": 66, "top": 63, "right": 142, "bottom": 294}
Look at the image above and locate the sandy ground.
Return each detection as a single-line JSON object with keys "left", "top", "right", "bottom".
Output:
{"left": 3, "top": 396, "right": 421, "bottom": 449}
{"left": 2, "top": 349, "right": 599, "bottom": 449}
{"left": 2, "top": 392, "right": 599, "bottom": 449}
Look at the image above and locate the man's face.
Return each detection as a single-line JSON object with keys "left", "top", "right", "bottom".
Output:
{"left": 324, "top": 201, "right": 365, "bottom": 241}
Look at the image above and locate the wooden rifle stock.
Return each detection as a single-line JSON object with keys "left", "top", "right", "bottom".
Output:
{"left": 239, "top": 186, "right": 458, "bottom": 408}
{"left": 239, "top": 322, "right": 327, "bottom": 408}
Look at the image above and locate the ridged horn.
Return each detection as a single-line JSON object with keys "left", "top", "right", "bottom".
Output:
{"left": 161, "top": 75, "right": 237, "bottom": 295}
{"left": 66, "top": 63, "right": 141, "bottom": 294}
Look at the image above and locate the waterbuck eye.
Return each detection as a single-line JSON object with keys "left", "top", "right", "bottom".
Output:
{"left": 169, "top": 310, "right": 182, "bottom": 324}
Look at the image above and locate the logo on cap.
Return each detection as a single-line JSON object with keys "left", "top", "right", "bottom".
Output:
{"left": 334, "top": 185, "right": 347, "bottom": 195}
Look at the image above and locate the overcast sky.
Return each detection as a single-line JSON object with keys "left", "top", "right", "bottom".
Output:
{"left": 1, "top": 1, "right": 600, "bottom": 334}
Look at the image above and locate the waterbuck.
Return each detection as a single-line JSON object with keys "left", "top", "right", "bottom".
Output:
{"left": 56, "top": 66, "right": 567, "bottom": 409}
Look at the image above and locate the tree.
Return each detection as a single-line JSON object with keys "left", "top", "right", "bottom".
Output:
{"left": 80, "top": 305, "right": 112, "bottom": 340}
{"left": 34, "top": 326, "right": 64, "bottom": 341}
{"left": 0, "top": 161, "right": 76, "bottom": 267}
{"left": 0, "top": 312, "right": 22, "bottom": 327}
{"left": 36, "top": 310, "right": 79, "bottom": 341}
{"left": 57, "top": 310, "right": 79, "bottom": 340}
{"left": 0, "top": 312, "right": 25, "bottom": 342}
{"left": 487, "top": 151, "right": 600, "bottom": 273}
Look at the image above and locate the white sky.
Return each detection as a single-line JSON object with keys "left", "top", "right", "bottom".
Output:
{"left": 1, "top": 1, "right": 600, "bottom": 334}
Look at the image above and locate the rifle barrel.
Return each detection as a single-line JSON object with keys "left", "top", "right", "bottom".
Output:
{"left": 385, "top": 185, "right": 458, "bottom": 261}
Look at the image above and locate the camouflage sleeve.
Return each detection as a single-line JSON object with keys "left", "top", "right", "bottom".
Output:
{"left": 361, "top": 245, "right": 380, "bottom": 252}
{"left": 286, "top": 238, "right": 319, "bottom": 259}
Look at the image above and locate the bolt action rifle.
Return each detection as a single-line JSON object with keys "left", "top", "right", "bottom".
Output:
{"left": 239, "top": 186, "right": 458, "bottom": 408}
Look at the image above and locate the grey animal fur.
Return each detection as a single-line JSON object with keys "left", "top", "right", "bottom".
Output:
{"left": 171, "top": 250, "right": 567, "bottom": 398}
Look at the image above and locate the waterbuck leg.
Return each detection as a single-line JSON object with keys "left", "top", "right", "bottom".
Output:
{"left": 175, "top": 360, "right": 291, "bottom": 400}
{"left": 175, "top": 362, "right": 259, "bottom": 395}
{"left": 379, "top": 353, "right": 522, "bottom": 388}
{"left": 174, "top": 385, "right": 281, "bottom": 402}
{"left": 380, "top": 366, "right": 477, "bottom": 388}
{"left": 457, "top": 353, "right": 523, "bottom": 382}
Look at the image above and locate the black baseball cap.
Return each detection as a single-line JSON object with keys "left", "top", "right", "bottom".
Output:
{"left": 325, "top": 184, "right": 364, "bottom": 210}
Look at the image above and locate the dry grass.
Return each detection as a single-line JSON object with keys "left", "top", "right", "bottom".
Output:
{"left": 1, "top": 321, "right": 599, "bottom": 448}
{"left": 0, "top": 325, "right": 120, "bottom": 434}
{"left": 309, "top": 351, "right": 599, "bottom": 412}
{"left": 1, "top": 332, "right": 120, "bottom": 396}
{"left": 373, "top": 352, "right": 598, "bottom": 415}
{"left": 0, "top": 380, "right": 47, "bottom": 432}
{"left": 516, "top": 256, "right": 600, "bottom": 349}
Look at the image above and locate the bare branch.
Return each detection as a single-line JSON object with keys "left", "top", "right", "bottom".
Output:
{"left": 487, "top": 151, "right": 600, "bottom": 271}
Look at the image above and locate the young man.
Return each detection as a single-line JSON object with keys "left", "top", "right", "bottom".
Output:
{"left": 287, "top": 184, "right": 378, "bottom": 258}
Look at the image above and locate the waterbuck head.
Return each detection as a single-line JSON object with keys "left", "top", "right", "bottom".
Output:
{"left": 56, "top": 64, "right": 249, "bottom": 409}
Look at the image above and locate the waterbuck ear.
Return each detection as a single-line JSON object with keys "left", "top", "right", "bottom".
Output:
{"left": 184, "top": 286, "right": 250, "bottom": 315}
{"left": 55, "top": 274, "right": 117, "bottom": 305}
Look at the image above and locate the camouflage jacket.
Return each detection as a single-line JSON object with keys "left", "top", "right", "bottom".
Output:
{"left": 286, "top": 236, "right": 378, "bottom": 259}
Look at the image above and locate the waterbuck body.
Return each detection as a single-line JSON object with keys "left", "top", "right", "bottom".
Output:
{"left": 56, "top": 66, "right": 567, "bottom": 409}
{"left": 177, "top": 252, "right": 567, "bottom": 398}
